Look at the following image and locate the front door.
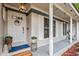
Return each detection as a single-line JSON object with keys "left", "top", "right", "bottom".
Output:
{"left": 7, "top": 10, "right": 27, "bottom": 46}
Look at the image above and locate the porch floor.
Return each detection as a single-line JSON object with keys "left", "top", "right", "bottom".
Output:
{"left": 53, "top": 39, "right": 70, "bottom": 54}
{"left": 32, "top": 45, "right": 49, "bottom": 56}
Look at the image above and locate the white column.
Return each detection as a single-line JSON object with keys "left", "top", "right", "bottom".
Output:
{"left": 77, "top": 21, "right": 79, "bottom": 41}
{"left": 70, "top": 17, "right": 73, "bottom": 43}
{"left": 49, "top": 3, "right": 53, "bottom": 56}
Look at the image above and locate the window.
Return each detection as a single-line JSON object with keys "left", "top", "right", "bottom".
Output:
{"left": 44, "top": 18, "right": 49, "bottom": 38}
{"left": 63, "top": 22, "right": 67, "bottom": 35}
{"left": 53, "top": 20, "right": 56, "bottom": 37}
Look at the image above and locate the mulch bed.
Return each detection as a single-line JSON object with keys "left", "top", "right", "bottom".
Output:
{"left": 62, "top": 42, "right": 79, "bottom": 56}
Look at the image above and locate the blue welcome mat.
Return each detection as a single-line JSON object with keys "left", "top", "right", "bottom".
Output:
{"left": 9, "top": 44, "right": 30, "bottom": 52}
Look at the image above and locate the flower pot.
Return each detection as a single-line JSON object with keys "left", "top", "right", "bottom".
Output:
{"left": 5, "top": 36, "right": 13, "bottom": 51}
{"left": 32, "top": 39, "right": 37, "bottom": 43}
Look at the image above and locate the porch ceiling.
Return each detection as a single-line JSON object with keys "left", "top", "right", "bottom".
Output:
{"left": 53, "top": 5, "right": 70, "bottom": 22}
{"left": 4, "top": 3, "right": 49, "bottom": 13}
{"left": 54, "top": 3, "right": 79, "bottom": 21}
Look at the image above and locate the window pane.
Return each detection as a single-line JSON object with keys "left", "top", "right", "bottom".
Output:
{"left": 63, "top": 22, "right": 67, "bottom": 35}
{"left": 44, "top": 18, "right": 49, "bottom": 38}
{"left": 53, "top": 20, "right": 56, "bottom": 37}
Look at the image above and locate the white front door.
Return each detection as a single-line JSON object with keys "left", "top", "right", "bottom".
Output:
{"left": 7, "top": 10, "right": 27, "bottom": 46}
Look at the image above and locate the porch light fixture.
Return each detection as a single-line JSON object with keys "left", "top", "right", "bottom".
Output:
{"left": 19, "top": 3, "right": 31, "bottom": 12}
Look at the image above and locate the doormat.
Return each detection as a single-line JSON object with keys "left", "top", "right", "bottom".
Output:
{"left": 9, "top": 44, "right": 30, "bottom": 52}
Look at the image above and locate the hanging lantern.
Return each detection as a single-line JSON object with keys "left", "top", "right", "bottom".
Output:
{"left": 19, "top": 3, "right": 30, "bottom": 12}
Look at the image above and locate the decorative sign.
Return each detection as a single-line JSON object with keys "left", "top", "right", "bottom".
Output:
{"left": 11, "top": 15, "right": 23, "bottom": 26}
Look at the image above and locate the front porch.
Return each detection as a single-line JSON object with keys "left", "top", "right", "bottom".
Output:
{"left": 52, "top": 3, "right": 79, "bottom": 56}
{"left": 0, "top": 3, "right": 49, "bottom": 56}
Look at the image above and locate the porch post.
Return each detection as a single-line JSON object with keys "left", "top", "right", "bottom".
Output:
{"left": 70, "top": 17, "right": 73, "bottom": 43}
{"left": 49, "top": 3, "right": 53, "bottom": 56}
{"left": 77, "top": 21, "right": 79, "bottom": 41}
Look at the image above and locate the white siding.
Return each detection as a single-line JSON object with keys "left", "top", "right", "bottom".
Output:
{"left": 54, "top": 20, "right": 66, "bottom": 43}
{"left": 0, "top": 4, "right": 4, "bottom": 55}
{"left": 30, "top": 12, "right": 49, "bottom": 47}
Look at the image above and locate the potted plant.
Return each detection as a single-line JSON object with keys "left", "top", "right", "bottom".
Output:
{"left": 5, "top": 36, "right": 13, "bottom": 50}
{"left": 31, "top": 36, "right": 37, "bottom": 43}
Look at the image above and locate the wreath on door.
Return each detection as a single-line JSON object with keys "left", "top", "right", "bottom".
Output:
{"left": 14, "top": 20, "right": 21, "bottom": 26}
